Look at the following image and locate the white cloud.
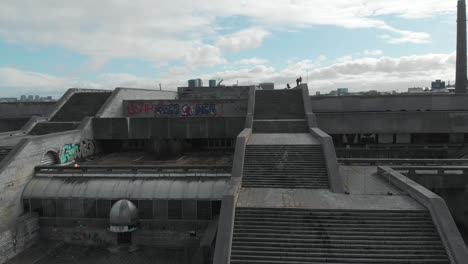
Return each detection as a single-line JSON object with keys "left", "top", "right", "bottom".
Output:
{"left": 217, "top": 27, "right": 270, "bottom": 52}
{"left": 337, "top": 56, "right": 353, "bottom": 63}
{"left": 237, "top": 58, "right": 269, "bottom": 65}
{"left": 364, "top": 50, "right": 383, "bottom": 56}
{"left": 0, "top": 0, "right": 455, "bottom": 72}
{"left": 380, "top": 26, "right": 431, "bottom": 44}
{"left": 2, "top": 52, "right": 455, "bottom": 96}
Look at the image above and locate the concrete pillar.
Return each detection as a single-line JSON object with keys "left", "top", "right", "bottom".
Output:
{"left": 456, "top": 0, "right": 468, "bottom": 94}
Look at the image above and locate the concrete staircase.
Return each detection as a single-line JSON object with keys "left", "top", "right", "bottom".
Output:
{"left": 242, "top": 145, "right": 329, "bottom": 189}
{"left": 254, "top": 90, "right": 305, "bottom": 120}
{"left": 0, "top": 146, "right": 12, "bottom": 162}
{"left": 230, "top": 207, "right": 450, "bottom": 264}
{"left": 252, "top": 120, "right": 308, "bottom": 134}
{"left": 50, "top": 92, "right": 111, "bottom": 122}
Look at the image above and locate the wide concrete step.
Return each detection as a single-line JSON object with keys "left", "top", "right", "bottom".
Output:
{"left": 243, "top": 144, "right": 329, "bottom": 189}
{"left": 230, "top": 208, "right": 449, "bottom": 264}
{"left": 253, "top": 120, "right": 309, "bottom": 133}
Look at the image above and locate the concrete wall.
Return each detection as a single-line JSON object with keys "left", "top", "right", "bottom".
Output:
{"left": 97, "top": 88, "right": 178, "bottom": 118}
{"left": 124, "top": 99, "right": 247, "bottom": 118}
{"left": 93, "top": 117, "right": 245, "bottom": 139}
{"left": 311, "top": 94, "right": 468, "bottom": 113}
{"left": 0, "top": 102, "right": 55, "bottom": 118}
{"left": 0, "top": 126, "right": 94, "bottom": 227}
{"left": 0, "top": 213, "right": 39, "bottom": 264}
{"left": 178, "top": 86, "right": 251, "bottom": 100}
{"left": 316, "top": 112, "right": 468, "bottom": 134}
{"left": 0, "top": 118, "right": 30, "bottom": 133}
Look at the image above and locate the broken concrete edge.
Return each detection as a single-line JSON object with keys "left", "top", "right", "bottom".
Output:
{"left": 300, "top": 84, "right": 318, "bottom": 128}
{"left": 310, "top": 127, "right": 346, "bottom": 193}
{"left": 213, "top": 128, "right": 251, "bottom": 264}
{"left": 378, "top": 166, "right": 468, "bottom": 264}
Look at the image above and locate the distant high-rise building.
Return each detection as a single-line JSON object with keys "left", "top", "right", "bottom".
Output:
{"left": 20, "top": 95, "right": 26, "bottom": 101}
{"left": 34, "top": 95, "right": 40, "bottom": 101}
{"left": 337, "top": 88, "right": 349, "bottom": 96}
{"left": 188, "top": 79, "right": 203, "bottom": 88}
{"left": 27, "top": 95, "right": 34, "bottom": 101}
{"left": 431, "top": 80, "right": 446, "bottom": 90}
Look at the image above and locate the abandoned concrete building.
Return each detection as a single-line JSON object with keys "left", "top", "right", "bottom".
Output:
{"left": 2, "top": 0, "right": 468, "bottom": 263}
{"left": 0, "top": 84, "right": 467, "bottom": 264}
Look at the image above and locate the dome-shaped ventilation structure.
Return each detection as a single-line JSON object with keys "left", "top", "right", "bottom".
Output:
{"left": 109, "top": 200, "right": 138, "bottom": 233}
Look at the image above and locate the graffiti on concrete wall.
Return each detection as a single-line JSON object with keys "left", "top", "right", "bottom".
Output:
{"left": 127, "top": 102, "right": 217, "bottom": 117}
{"left": 58, "top": 139, "right": 96, "bottom": 164}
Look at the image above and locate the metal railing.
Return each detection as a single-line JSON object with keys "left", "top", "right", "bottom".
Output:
{"left": 339, "top": 158, "right": 468, "bottom": 166}
{"left": 391, "top": 166, "right": 468, "bottom": 177}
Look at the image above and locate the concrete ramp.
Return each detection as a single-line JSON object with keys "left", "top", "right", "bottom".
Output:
{"left": 50, "top": 92, "right": 111, "bottom": 122}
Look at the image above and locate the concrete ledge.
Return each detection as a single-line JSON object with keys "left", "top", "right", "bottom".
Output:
{"left": 213, "top": 128, "right": 251, "bottom": 264}
{"left": 244, "top": 87, "right": 255, "bottom": 129}
{"left": 378, "top": 166, "right": 468, "bottom": 264}
{"left": 310, "top": 128, "right": 345, "bottom": 193}
{"left": 300, "top": 84, "right": 318, "bottom": 127}
{"left": 0, "top": 115, "right": 45, "bottom": 139}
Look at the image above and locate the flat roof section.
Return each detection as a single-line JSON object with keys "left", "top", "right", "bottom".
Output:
{"left": 82, "top": 151, "right": 234, "bottom": 167}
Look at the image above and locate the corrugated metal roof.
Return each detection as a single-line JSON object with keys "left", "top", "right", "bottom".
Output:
{"left": 23, "top": 177, "right": 227, "bottom": 200}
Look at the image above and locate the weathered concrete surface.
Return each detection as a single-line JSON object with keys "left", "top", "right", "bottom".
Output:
{"left": 178, "top": 86, "right": 251, "bottom": 100}
{"left": 0, "top": 132, "right": 84, "bottom": 226}
{"left": 316, "top": 111, "right": 468, "bottom": 134}
{"left": 39, "top": 218, "right": 210, "bottom": 248}
{"left": 340, "top": 166, "right": 404, "bottom": 195}
{"left": 97, "top": 88, "right": 178, "bottom": 118}
{"left": 236, "top": 188, "right": 424, "bottom": 210}
{"left": 8, "top": 244, "right": 190, "bottom": 264}
{"left": 0, "top": 102, "right": 55, "bottom": 118}
{"left": 0, "top": 213, "right": 39, "bottom": 264}
{"left": 92, "top": 117, "right": 245, "bottom": 139}
{"left": 247, "top": 133, "right": 320, "bottom": 145}
{"left": 213, "top": 129, "right": 251, "bottom": 264}
{"left": 124, "top": 99, "right": 247, "bottom": 118}
{"left": 311, "top": 94, "right": 468, "bottom": 113}
{"left": 0, "top": 118, "right": 30, "bottom": 133}
{"left": 378, "top": 166, "right": 468, "bottom": 264}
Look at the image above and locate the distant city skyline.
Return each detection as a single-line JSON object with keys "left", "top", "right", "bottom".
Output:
{"left": 0, "top": 0, "right": 461, "bottom": 97}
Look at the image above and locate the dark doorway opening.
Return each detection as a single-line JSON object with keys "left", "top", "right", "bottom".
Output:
{"left": 117, "top": 232, "right": 132, "bottom": 245}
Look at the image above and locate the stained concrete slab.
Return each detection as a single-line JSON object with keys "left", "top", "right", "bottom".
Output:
{"left": 236, "top": 188, "right": 425, "bottom": 211}
{"left": 8, "top": 243, "right": 189, "bottom": 264}
{"left": 247, "top": 133, "right": 320, "bottom": 145}
{"left": 81, "top": 151, "right": 234, "bottom": 167}
{"left": 340, "top": 165, "right": 404, "bottom": 195}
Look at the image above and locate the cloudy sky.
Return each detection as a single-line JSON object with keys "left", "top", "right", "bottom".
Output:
{"left": 0, "top": 0, "right": 460, "bottom": 98}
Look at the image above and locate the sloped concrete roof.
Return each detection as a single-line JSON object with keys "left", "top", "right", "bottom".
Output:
{"left": 23, "top": 177, "right": 227, "bottom": 200}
